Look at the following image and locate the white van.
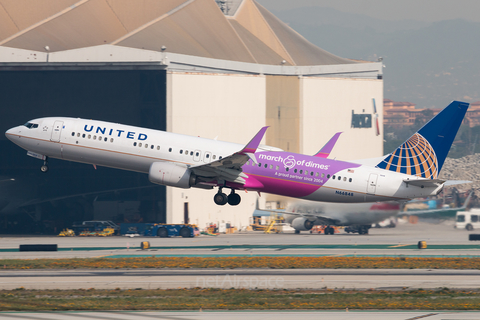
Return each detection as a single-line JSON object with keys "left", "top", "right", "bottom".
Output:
{"left": 455, "top": 209, "right": 480, "bottom": 231}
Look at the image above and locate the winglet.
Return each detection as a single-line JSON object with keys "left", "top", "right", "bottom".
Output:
{"left": 314, "top": 132, "right": 342, "bottom": 158}
{"left": 239, "top": 126, "right": 269, "bottom": 155}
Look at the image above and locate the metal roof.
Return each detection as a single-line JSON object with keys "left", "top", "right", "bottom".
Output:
{"left": 0, "top": 0, "right": 360, "bottom": 66}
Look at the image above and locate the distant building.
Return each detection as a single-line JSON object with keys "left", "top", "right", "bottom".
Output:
{"left": 384, "top": 99, "right": 480, "bottom": 128}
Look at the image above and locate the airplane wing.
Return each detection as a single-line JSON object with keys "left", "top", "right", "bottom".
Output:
{"left": 402, "top": 190, "right": 473, "bottom": 217}
{"left": 253, "top": 206, "right": 339, "bottom": 225}
{"left": 313, "top": 132, "right": 342, "bottom": 158}
{"left": 190, "top": 127, "right": 268, "bottom": 185}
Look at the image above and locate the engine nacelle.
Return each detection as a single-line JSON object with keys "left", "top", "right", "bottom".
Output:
{"left": 291, "top": 217, "right": 314, "bottom": 231}
{"left": 148, "top": 162, "right": 196, "bottom": 188}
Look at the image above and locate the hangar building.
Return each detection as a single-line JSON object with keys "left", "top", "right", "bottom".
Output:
{"left": 0, "top": 0, "right": 383, "bottom": 232}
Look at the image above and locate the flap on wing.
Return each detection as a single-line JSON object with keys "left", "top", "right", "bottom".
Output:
{"left": 403, "top": 178, "right": 445, "bottom": 188}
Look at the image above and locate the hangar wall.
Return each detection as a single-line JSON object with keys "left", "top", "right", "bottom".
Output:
{"left": 166, "top": 71, "right": 266, "bottom": 228}
{"left": 300, "top": 77, "right": 384, "bottom": 161}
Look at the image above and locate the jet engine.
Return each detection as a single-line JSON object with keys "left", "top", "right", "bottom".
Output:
{"left": 148, "top": 162, "right": 196, "bottom": 188}
{"left": 291, "top": 217, "right": 314, "bottom": 231}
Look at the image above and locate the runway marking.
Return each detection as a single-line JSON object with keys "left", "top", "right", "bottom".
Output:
{"left": 389, "top": 244, "right": 415, "bottom": 248}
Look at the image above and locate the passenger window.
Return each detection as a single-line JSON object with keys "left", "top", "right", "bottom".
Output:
{"left": 139, "top": 143, "right": 142, "bottom": 147}
{"left": 195, "top": 152, "right": 199, "bottom": 156}
{"left": 170, "top": 148, "right": 173, "bottom": 152}
{"left": 270, "top": 165, "right": 273, "bottom": 169}
{"left": 190, "top": 151, "right": 193, "bottom": 156}
{"left": 206, "top": 154, "right": 210, "bottom": 158}
{"left": 316, "top": 172, "right": 319, "bottom": 177}
{"left": 305, "top": 170, "right": 308, "bottom": 175}
{"left": 343, "top": 177, "right": 346, "bottom": 181}
{"left": 321, "top": 173, "right": 325, "bottom": 178}
{"left": 144, "top": 143, "right": 148, "bottom": 148}
{"left": 311, "top": 172, "right": 314, "bottom": 176}
{"left": 258, "top": 163, "right": 262, "bottom": 167}
{"left": 99, "top": 136, "right": 102, "bottom": 141}
{"left": 299, "top": 170, "right": 303, "bottom": 174}
{"left": 185, "top": 150, "right": 188, "bottom": 154}
{"left": 213, "top": 155, "right": 216, "bottom": 160}
{"left": 104, "top": 137, "right": 108, "bottom": 142}
{"left": 264, "top": 164, "right": 267, "bottom": 168}
{"left": 134, "top": 142, "right": 137, "bottom": 146}
{"left": 276, "top": 166, "right": 279, "bottom": 170}
{"left": 327, "top": 174, "right": 330, "bottom": 179}
{"left": 219, "top": 156, "right": 223, "bottom": 159}
{"left": 93, "top": 135, "right": 97, "bottom": 140}
{"left": 111, "top": 138, "right": 114, "bottom": 143}
{"left": 71, "top": 132, "right": 75, "bottom": 136}
{"left": 349, "top": 178, "right": 352, "bottom": 182}
{"left": 77, "top": 133, "right": 80, "bottom": 137}
{"left": 88, "top": 135, "right": 91, "bottom": 139}
{"left": 294, "top": 169, "right": 297, "bottom": 173}
{"left": 286, "top": 167, "right": 289, "bottom": 172}
{"left": 180, "top": 150, "right": 183, "bottom": 154}
{"left": 157, "top": 146, "right": 160, "bottom": 150}
{"left": 82, "top": 134, "right": 86, "bottom": 138}
{"left": 150, "top": 145, "right": 154, "bottom": 149}
{"left": 338, "top": 176, "right": 341, "bottom": 180}
{"left": 332, "top": 175, "right": 335, "bottom": 179}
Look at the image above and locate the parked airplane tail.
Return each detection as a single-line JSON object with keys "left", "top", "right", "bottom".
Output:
{"left": 377, "top": 101, "right": 469, "bottom": 179}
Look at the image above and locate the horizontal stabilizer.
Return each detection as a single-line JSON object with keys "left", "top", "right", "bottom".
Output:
{"left": 403, "top": 179, "right": 445, "bottom": 188}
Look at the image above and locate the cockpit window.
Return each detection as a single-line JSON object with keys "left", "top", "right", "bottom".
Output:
{"left": 23, "top": 122, "right": 38, "bottom": 129}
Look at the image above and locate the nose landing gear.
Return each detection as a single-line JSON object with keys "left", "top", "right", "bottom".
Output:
{"left": 40, "top": 157, "right": 49, "bottom": 173}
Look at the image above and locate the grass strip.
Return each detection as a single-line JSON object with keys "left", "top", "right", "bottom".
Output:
{"left": 1, "top": 256, "right": 480, "bottom": 269}
{"left": 0, "top": 288, "right": 479, "bottom": 311}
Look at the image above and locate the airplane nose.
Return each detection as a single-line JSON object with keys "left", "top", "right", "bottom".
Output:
{"left": 5, "top": 127, "right": 17, "bottom": 141}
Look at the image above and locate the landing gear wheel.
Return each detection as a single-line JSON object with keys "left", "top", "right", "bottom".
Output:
{"left": 214, "top": 192, "right": 228, "bottom": 206}
{"left": 157, "top": 227, "right": 168, "bottom": 238}
{"left": 180, "top": 227, "right": 191, "bottom": 238}
{"left": 40, "top": 165, "right": 49, "bottom": 173}
{"left": 227, "top": 192, "right": 241, "bottom": 206}
{"left": 294, "top": 229, "right": 300, "bottom": 234}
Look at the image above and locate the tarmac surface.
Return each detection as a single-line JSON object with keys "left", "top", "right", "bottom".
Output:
{"left": 0, "top": 220, "right": 479, "bottom": 260}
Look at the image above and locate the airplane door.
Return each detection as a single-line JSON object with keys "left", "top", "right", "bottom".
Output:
{"left": 193, "top": 150, "right": 201, "bottom": 162}
{"left": 367, "top": 173, "right": 378, "bottom": 195}
{"left": 50, "top": 121, "right": 64, "bottom": 142}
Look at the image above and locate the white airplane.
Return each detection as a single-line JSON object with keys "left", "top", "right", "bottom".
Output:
{"left": 255, "top": 200, "right": 400, "bottom": 235}
{"left": 5, "top": 101, "right": 469, "bottom": 207}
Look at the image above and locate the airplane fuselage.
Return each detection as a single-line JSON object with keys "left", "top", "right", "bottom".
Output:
{"left": 6, "top": 117, "right": 443, "bottom": 204}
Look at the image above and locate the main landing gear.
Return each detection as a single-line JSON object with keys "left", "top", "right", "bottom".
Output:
{"left": 214, "top": 188, "right": 241, "bottom": 206}
{"left": 40, "top": 157, "right": 49, "bottom": 173}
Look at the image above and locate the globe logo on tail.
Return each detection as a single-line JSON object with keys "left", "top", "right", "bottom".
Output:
{"left": 377, "top": 133, "right": 438, "bottom": 179}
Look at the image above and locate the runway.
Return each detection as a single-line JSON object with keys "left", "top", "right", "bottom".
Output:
{"left": 1, "top": 268, "right": 480, "bottom": 290}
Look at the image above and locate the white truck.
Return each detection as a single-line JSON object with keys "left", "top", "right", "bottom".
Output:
{"left": 455, "top": 209, "right": 480, "bottom": 231}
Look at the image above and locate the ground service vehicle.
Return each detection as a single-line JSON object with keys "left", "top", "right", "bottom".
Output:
{"left": 455, "top": 209, "right": 480, "bottom": 231}
{"left": 144, "top": 224, "right": 199, "bottom": 238}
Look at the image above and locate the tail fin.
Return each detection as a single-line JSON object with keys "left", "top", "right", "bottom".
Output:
{"left": 377, "top": 101, "right": 469, "bottom": 178}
